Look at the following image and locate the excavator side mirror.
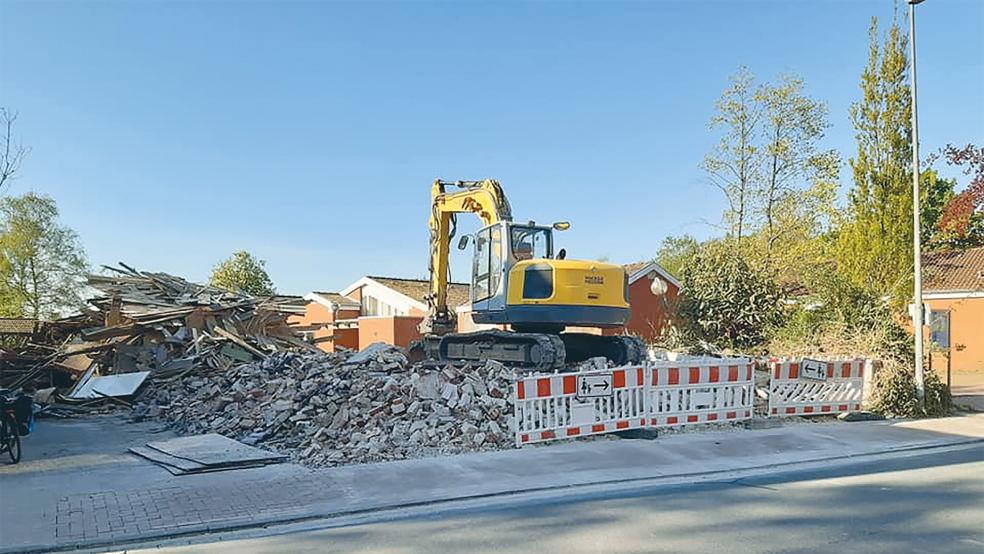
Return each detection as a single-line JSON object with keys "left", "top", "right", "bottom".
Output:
{"left": 552, "top": 221, "right": 571, "bottom": 231}
{"left": 557, "top": 248, "right": 567, "bottom": 260}
{"left": 457, "top": 235, "right": 471, "bottom": 250}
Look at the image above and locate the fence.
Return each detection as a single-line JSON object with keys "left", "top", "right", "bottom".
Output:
{"left": 514, "top": 365, "right": 648, "bottom": 446}
{"left": 648, "top": 360, "right": 754, "bottom": 427}
{"left": 768, "top": 358, "right": 865, "bottom": 416}
{"left": 514, "top": 358, "right": 753, "bottom": 446}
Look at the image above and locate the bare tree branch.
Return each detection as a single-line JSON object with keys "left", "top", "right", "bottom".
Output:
{"left": 0, "top": 108, "right": 30, "bottom": 194}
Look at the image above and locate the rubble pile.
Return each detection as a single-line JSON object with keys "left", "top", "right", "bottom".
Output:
{"left": 7, "top": 263, "right": 310, "bottom": 396}
{"left": 134, "top": 344, "right": 517, "bottom": 466}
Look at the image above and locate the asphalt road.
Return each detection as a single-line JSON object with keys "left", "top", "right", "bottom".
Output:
{"left": 129, "top": 443, "right": 983, "bottom": 554}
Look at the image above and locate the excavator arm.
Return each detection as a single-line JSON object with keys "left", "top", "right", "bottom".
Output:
{"left": 420, "top": 179, "right": 513, "bottom": 335}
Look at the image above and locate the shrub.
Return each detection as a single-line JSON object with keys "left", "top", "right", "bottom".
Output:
{"left": 869, "top": 361, "right": 952, "bottom": 418}
{"left": 769, "top": 272, "right": 913, "bottom": 362}
{"left": 677, "top": 244, "right": 785, "bottom": 352}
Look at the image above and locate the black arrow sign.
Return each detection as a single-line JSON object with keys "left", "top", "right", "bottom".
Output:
{"left": 580, "top": 378, "right": 612, "bottom": 396}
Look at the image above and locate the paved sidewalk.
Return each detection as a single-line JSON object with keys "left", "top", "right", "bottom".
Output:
{"left": 1, "top": 414, "right": 982, "bottom": 553}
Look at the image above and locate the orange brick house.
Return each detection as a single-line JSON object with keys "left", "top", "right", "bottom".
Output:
{"left": 295, "top": 276, "right": 470, "bottom": 352}
{"left": 922, "top": 246, "right": 984, "bottom": 380}
{"left": 290, "top": 292, "right": 361, "bottom": 352}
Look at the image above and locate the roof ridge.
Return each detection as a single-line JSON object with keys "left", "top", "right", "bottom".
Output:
{"left": 368, "top": 275, "right": 470, "bottom": 286}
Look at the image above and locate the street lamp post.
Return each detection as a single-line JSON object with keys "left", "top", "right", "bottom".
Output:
{"left": 909, "top": 0, "right": 926, "bottom": 408}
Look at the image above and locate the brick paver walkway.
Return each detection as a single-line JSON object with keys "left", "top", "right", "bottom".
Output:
{"left": 52, "top": 475, "right": 323, "bottom": 545}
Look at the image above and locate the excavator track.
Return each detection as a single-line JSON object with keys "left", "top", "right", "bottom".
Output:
{"left": 433, "top": 329, "right": 566, "bottom": 371}
{"left": 414, "top": 330, "right": 645, "bottom": 370}
{"left": 559, "top": 333, "right": 646, "bottom": 366}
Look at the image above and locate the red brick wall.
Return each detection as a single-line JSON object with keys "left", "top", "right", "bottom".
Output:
{"left": 623, "top": 276, "right": 679, "bottom": 342}
{"left": 336, "top": 308, "right": 360, "bottom": 320}
{"left": 392, "top": 315, "right": 424, "bottom": 347}
{"left": 334, "top": 327, "right": 360, "bottom": 351}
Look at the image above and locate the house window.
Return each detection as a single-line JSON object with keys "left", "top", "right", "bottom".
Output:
{"left": 930, "top": 310, "right": 950, "bottom": 349}
{"left": 362, "top": 294, "right": 399, "bottom": 317}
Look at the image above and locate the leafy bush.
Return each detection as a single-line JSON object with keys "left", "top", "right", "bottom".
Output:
{"left": 869, "top": 361, "right": 952, "bottom": 418}
{"left": 770, "top": 272, "right": 912, "bottom": 362}
{"left": 677, "top": 244, "right": 784, "bottom": 351}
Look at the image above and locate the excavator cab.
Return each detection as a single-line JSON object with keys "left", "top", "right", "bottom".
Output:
{"left": 468, "top": 220, "right": 630, "bottom": 335}
{"left": 470, "top": 221, "right": 554, "bottom": 316}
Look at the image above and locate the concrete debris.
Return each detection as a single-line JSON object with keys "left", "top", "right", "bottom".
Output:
{"left": 837, "top": 411, "right": 885, "bottom": 422}
{"left": 133, "top": 343, "right": 517, "bottom": 467}
{"left": 575, "top": 356, "right": 611, "bottom": 372}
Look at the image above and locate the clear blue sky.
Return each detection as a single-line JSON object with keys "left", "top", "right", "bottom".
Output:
{"left": 1, "top": 0, "right": 982, "bottom": 294}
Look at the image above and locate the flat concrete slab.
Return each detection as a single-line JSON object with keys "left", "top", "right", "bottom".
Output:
{"left": 140, "top": 433, "right": 286, "bottom": 469}
{"left": 1, "top": 413, "right": 982, "bottom": 554}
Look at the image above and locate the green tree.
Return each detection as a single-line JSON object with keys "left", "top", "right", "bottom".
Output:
{"left": 654, "top": 234, "right": 699, "bottom": 279}
{"left": 836, "top": 14, "right": 913, "bottom": 300}
{"left": 702, "top": 68, "right": 839, "bottom": 288}
{"left": 0, "top": 193, "right": 88, "bottom": 318}
{"left": 210, "top": 251, "right": 275, "bottom": 296}
{"left": 702, "top": 66, "right": 762, "bottom": 250}
{"left": 744, "top": 177, "right": 839, "bottom": 293}
{"left": 754, "top": 73, "right": 840, "bottom": 264}
{"left": 677, "top": 244, "right": 784, "bottom": 351}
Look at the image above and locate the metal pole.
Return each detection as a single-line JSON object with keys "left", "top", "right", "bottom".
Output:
{"left": 909, "top": 0, "right": 925, "bottom": 408}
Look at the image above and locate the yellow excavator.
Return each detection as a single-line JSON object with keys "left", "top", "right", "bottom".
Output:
{"left": 416, "top": 179, "right": 645, "bottom": 370}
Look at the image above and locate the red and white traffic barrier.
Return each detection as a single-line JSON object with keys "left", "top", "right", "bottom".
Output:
{"left": 648, "top": 360, "right": 754, "bottom": 427}
{"left": 514, "top": 366, "right": 647, "bottom": 446}
{"left": 768, "top": 358, "right": 864, "bottom": 416}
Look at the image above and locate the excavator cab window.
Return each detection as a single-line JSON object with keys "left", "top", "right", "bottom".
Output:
{"left": 509, "top": 225, "right": 552, "bottom": 261}
{"left": 471, "top": 224, "right": 504, "bottom": 303}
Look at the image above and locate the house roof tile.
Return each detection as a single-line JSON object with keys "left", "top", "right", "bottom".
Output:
{"left": 923, "top": 246, "right": 984, "bottom": 292}
{"left": 367, "top": 276, "right": 471, "bottom": 308}
{"left": 623, "top": 261, "right": 650, "bottom": 276}
{"left": 622, "top": 260, "right": 681, "bottom": 288}
{"left": 0, "top": 318, "right": 41, "bottom": 335}
{"left": 309, "top": 291, "right": 361, "bottom": 308}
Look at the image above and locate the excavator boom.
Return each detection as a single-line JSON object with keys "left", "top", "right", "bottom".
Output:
{"left": 421, "top": 179, "right": 512, "bottom": 335}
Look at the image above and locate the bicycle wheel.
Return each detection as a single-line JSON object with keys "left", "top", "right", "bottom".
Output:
{"left": 2, "top": 413, "right": 20, "bottom": 464}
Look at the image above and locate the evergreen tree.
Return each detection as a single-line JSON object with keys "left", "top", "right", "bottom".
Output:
{"left": 836, "top": 14, "right": 914, "bottom": 300}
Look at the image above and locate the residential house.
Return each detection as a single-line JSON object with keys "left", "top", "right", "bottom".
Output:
{"left": 923, "top": 246, "right": 984, "bottom": 379}
{"left": 295, "top": 276, "right": 471, "bottom": 352}
{"left": 618, "top": 261, "right": 681, "bottom": 342}
{"left": 290, "top": 292, "right": 361, "bottom": 352}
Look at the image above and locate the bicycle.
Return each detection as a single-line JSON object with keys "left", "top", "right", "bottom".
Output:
{"left": 0, "top": 389, "right": 22, "bottom": 464}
